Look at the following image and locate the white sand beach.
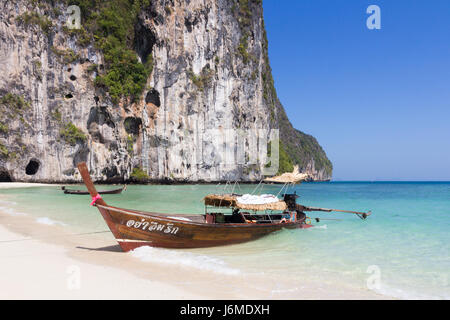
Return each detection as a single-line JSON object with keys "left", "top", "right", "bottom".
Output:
{"left": 0, "top": 214, "right": 389, "bottom": 300}
{"left": 0, "top": 209, "right": 221, "bottom": 299}
{"left": 0, "top": 225, "right": 204, "bottom": 299}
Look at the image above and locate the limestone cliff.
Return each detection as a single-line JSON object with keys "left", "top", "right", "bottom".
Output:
{"left": 0, "top": 0, "right": 332, "bottom": 183}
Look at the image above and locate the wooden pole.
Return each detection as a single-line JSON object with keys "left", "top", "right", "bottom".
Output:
{"left": 297, "top": 204, "right": 372, "bottom": 219}
{"left": 77, "top": 162, "right": 107, "bottom": 207}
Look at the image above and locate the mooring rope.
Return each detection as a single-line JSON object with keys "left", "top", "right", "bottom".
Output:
{"left": 276, "top": 183, "right": 288, "bottom": 198}
{"left": 0, "top": 230, "right": 110, "bottom": 244}
{"left": 251, "top": 180, "right": 263, "bottom": 195}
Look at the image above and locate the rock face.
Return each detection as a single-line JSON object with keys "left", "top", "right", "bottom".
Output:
{"left": 0, "top": 0, "right": 332, "bottom": 183}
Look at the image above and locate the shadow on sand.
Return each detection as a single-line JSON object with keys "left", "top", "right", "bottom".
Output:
{"left": 76, "top": 245, "right": 122, "bottom": 252}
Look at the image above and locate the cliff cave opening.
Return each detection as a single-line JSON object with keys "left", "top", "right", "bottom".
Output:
{"left": 134, "top": 18, "right": 156, "bottom": 64}
{"left": 25, "top": 159, "right": 40, "bottom": 176}
{"left": 0, "top": 168, "right": 12, "bottom": 182}
{"left": 70, "top": 75, "right": 77, "bottom": 81}
{"left": 184, "top": 15, "right": 200, "bottom": 33}
{"left": 124, "top": 117, "right": 142, "bottom": 135}
{"left": 87, "top": 106, "right": 115, "bottom": 143}
{"left": 145, "top": 88, "right": 160, "bottom": 107}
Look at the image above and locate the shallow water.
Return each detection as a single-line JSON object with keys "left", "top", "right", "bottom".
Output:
{"left": 1, "top": 182, "right": 449, "bottom": 299}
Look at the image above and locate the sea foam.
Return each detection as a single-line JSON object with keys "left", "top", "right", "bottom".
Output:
{"left": 131, "top": 246, "right": 241, "bottom": 276}
{"left": 36, "top": 217, "right": 67, "bottom": 226}
{"left": 0, "top": 200, "right": 26, "bottom": 216}
{"left": 370, "top": 283, "right": 448, "bottom": 300}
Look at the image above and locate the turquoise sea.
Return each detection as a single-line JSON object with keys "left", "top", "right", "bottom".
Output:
{"left": 1, "top": 182, "right": 449, "bottom": 299}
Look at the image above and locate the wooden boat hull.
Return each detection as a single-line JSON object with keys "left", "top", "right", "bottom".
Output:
{"left": 97, "top": 205, "right": 309, "bottom": 251}
{"left": 62, "top": 186, "right": 125, "bottom": 195}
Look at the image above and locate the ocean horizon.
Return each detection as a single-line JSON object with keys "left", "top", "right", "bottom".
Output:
{"left": 328, "top": 181, "right": 450, "bottom": 183}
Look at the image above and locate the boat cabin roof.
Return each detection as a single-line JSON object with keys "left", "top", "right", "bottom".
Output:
{"left": 203, "top": 194, "right": 287, "bottom": 211}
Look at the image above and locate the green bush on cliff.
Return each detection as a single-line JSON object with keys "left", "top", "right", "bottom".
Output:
{"left": 51, "top": 46, "right": 80, "bottom": 64}
{"left": 187, "top": 66, "right": 214, "bottom": 92}
{"left": 127, "top": 135, "right": 134, "bottom": 155}
{"left": 65, "top": 0, "right": 152, "bottom": 103}
{"left": 260, "top": 22, "right": 277, "bottom": 121}
{"left": 0, "top": 143, "right": 8, "bottom": 158}
{"left": 131, "top": 167, "right": 149, "bottom": 182}
{"left": 233, "top": 0, "right": 261, "bottom": 64}
{"left": 60, "top": 122, "right": 87, "bottom": 146}
{"left": 94, "top": 47, "right": 150, "bottom": 103}
{"left": 0, "top": 122, "right": 8, "bottom": 134}
{"left": 237, "top": 35, "right": 250, "bottom": 64}
{"left": 16, "top": 11, "right": 53, "bottom": 36}
{"left": 0, "top": 93, "right": 31, "bottom": 122}
{"left": 0, "top": 93, "right": 31, "bottom": 110}
{"left": 266, "top": 141, "right": 294, "bottom": 175}
{"left": 233, "top": 0, "right": 252, "bottom": 29}
{"left": 292, "top": 129, "right": 333, "bottom": 176}
{"left": 278, "top": 142, "right": 294, "bottom": 174}
{"left": 51, "top": 109, "right": 62, "bottom": 122}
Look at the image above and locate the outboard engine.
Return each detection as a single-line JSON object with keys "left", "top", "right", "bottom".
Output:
{"left": 283, "top": 192, "right": 299, "bottom": 211}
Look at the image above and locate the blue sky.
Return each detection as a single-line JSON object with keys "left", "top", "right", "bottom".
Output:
{"left": 263, "top": 0, "right": 450, "bottom": 180}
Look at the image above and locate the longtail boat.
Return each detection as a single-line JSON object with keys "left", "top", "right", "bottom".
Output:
{"left": 61, "top": 185, "right": 126, "bottom": 195}
{"left": 77, "top": 162, "right": 371, "bottom": 252}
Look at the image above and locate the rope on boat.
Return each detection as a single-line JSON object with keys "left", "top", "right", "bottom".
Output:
{"left": 231, "top": 180, "right": 238, "bottom": 194}
{"left": 276, "top": 182, "right": 288, "bottom": 198}
{"left": 251, "top": 180, "right": 263, "bottom": 195}
{"left": 285, "top": 183, "right": 294, "bottom": 194}
{"left": 90, "top": 194, "right": 102, "bottom": 206}
{"left": 215, "top": 182, "right": 221, "bottom": 194}
{"left": 258, "top": 181, "right": 266, "bottom": 195}
{"left": 0, "top": 230, "right": 110, "bottom": 244}
{"left": 236, "top": 180, "right": 242, "bottom": 193}
{"left": 95, "top": 204, "right": 195, "bottom": 223}
{"left": 223, "top": 180, "right": 232, "bottom": 194}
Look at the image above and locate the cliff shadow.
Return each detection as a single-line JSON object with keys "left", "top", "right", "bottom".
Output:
{"left": 0, "top": 167, "right": 12, "bottom": 182}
